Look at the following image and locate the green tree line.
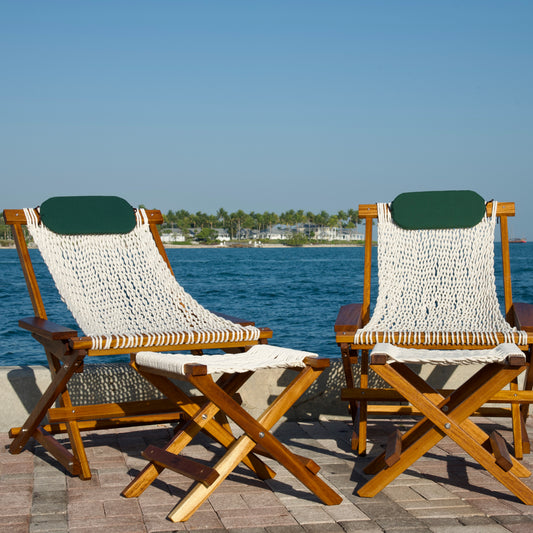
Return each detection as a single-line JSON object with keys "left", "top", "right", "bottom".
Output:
{"left": 0, "top": 208, "right": 361, "bottom": 245}
{"left": 163, "top": 208, "right": 360, "bottom": 240}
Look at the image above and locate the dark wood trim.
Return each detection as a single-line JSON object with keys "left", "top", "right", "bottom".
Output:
{"left": 334, "top": 303, "right": 363, "bottom": 332}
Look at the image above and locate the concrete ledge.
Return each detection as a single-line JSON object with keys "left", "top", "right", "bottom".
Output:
{"left": 0, "top": 359, "right": 349, "bottom": 432}
{"left": 0, "top": 358, "right": 519, "bottom": 432}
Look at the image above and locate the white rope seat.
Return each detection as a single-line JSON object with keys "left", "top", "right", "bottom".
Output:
{"left": 24, "top": 208, "right": 260, "bottom": 350}
{"left": 371, "top": 342, "right": 525, "bottom": 366}
{"left": 355, "top": 201, "right": 527, "bottom": 351}
{"left": 135, "top": 344, "right": 318, "bottom": 375}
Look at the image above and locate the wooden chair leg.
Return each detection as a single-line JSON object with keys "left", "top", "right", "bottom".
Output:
{"left": 123, "top": 399, "right": 227, "bottom": 498}
{"left": 124, "top": 363, "right": 274, "bottom": 498}
{"left": 520, "top": 347, "right": 533, "bottom": 454}
{"left": 189, "top": 369, "right": 342, "bottom": 498}
{"left": 165, "top": 364, "right": 342, "bottom": 522}
{"left": 340, "top": 345, "right": 362, "bottom": 452}
{"left": 47, "top": 351, "right": 92, "bottom": 480}
{"left": 358, "top": 350, "right": 369, "bottom": 455}
{"left": 10, "top": 352, "right": 84, "bottom": 453}
{"left": 168, "top": 433, "right": 261, "bottom": 522}
{"left": 511, "top": 377, "right": 524, "bottom": 459}
{"left": 366, "top": 363, "right": 531, "bottom": 478}
{"left": 360, "top": 362, "right": 533, "bottom": 505}
{"left": 9, "top": 352, "right": 86, "bottom": 477}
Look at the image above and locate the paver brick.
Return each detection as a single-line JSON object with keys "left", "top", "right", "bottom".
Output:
{"left": 287, "top": 505, "right": 335, "bottom": 525}
{"left": 464, "top": 497, "right": 521, "bottom": 516}
{"left": 412, "top": 482, "right": 458, "bottom": 500}
{"left": 2, "top": 418, "right": 533, "bottom": 531}
{"left": 337, "top": 520, "right": 383, "bottom": 532}
{"left": 103, "top": 498, "right": 142, "bottom": 517}
{"left": 409, "top": 505, "right": 485, "bottom": 519}
{"left": 323, "top": 503, "right": 369, "bottom": 522}
{"left": 218, "top": 507, "right": 298, "bottom": 529}
{"left": 67, "top": 500, "right": 105, "bottom": 518}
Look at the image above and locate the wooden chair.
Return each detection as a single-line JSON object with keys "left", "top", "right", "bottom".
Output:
{"left": 4, "top": 196, "right": 341, "bottom": 513}
{"left": 335, "top": 191, "right": 533, "bottom": 501}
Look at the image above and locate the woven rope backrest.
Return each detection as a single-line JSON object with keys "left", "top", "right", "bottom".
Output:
{"left": 24, "top": 208, "right": 260, "bottom": 349}
{"left": 355, "top": 202, "right": 526, "bottom": 346}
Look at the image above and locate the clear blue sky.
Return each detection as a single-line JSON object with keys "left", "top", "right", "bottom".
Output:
{"left": 1, "top": 1, "right": 532, "bottom": 237}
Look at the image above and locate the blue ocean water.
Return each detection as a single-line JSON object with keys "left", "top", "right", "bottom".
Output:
{"left": 1, "top": 244, "right": 532, "bottom": 366}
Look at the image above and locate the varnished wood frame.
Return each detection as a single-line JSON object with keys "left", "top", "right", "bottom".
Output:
{"left": 358, "top": 358, "right": 533, "bottom": 504}
{"left": 4, "top": 206, "right": 273, "bottom": 480}
{"left": 335, "top": 201, "right": 533, "bottom": 457}
{"left": 122, "top": 356, "right": 342, "bottom": 522}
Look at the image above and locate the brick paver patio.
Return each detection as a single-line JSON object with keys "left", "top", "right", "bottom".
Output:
{"left": 2, "top": 415, "right": 533, "bottom": 532}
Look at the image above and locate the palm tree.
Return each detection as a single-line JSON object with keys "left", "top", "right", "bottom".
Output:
{"left": 230, "top": 210, "right": 247, "bottom": 240}
{"left": 347, "top": 208, "right": 360, "bottom": 227}
{"left": 337, "top": 210, "right": 347, "bottom": 240}
{"left": 216, "top": 208, "right": 228, "bottom": 228}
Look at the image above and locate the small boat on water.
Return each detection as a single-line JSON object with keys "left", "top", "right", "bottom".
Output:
{"left": 510, "top": 237, "right": 527, "bottom": 243}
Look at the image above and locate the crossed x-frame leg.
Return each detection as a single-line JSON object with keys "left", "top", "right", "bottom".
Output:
{"left": 358, "top": 360, "right": 533, "bottom": 504}
{"left": 9, "top": 350, "right": 89, "bottom": 478}
{"left": 123, "top": 356, "right": 342, "bottom": 522}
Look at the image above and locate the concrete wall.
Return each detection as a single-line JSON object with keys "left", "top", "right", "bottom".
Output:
{"left": 0, "top": 359, "right": 349, "bottom": 432}
{"left": 0, "top": 358, "right": 512, "bottom": 432}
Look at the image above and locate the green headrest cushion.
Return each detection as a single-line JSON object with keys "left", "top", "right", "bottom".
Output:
{"left": 390, "top": 190, "right": 486, "bottom": 230}
{"left": 40, "top": 196, "right": 136, "bottom": 235}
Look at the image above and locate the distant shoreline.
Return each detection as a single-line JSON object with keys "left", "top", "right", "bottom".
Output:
{"left": 1, "top": 243, "right": 364, "bottom": 250}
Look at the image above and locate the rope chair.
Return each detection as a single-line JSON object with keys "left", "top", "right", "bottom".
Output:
{"left": 4, "top": 196, "right": 341, "bottom": 521}
{"left": 335, "top": 190, "right": 533, "bottom": 503}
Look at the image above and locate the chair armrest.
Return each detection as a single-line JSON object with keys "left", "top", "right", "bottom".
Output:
{"left": 334, "top": 303, "right": 363, "bottom": 332}
{"left": 19, "top": 317, "right": 79, "bottom": 341}
{"left": 212, "top": 312, "right": 256, "bottom": 327}
{"left": 512, "top": 303, "right": 533, "bottom": 333}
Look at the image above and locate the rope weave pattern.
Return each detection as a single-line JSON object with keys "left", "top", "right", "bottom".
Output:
{"left": 136, "top": 344, "right": 318, "bottom": 375}
{"left": 354, "top": 201, "right": 527, "bottom": 354}
{"left": 24, "top": 208, "right": 260, "bottom": 350}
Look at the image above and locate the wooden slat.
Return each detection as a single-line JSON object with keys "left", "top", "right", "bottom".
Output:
{"left": 384, "top": 429, "right": 402, "bottom": 467}
{"left": 47, "top": 398, "right": 200, "bottom": 423}
{"left": 142, "top": 445, "right": 219, "bottom": 486}
{"left": 12, "top": 222, "right": 47, "bottom": 318}
{"left": 20, "top": 317, "right": 78, "bottom": 340}
{"left": 513, "top": 303, "right": 533, "bottom": 333}
{"left": 4, "top": 207, "right": 164, "bottom": 226}
{"left": 10, "top": 412, "right": 185, "bottom": 437}
{"left": 250, "top": 442, "right": 321, "bottom": 474}
{"left": 341, "top": 388, "right": 533, "bottom": 403}
{"left": 490, "top": 432, "right": 514, "bottom": 471}
{"left": 3, "top": 208, "right": 29, "bottom": 224}
{"left": 361, "top": 215, "right": 373, "bottom": 326}
{"left": 360, "top": 405, "right": 515, "bottom": 418}
{"left": 144, "top": 209, "right": 164, "bottom": 224}
{"left": 335, "top": 331, "right": 532, "bottom": 348}
{"left": 33, "top": 427, "right": 81, "bottom": 476}
{"left": 357, "top": 202, "right": 515, "bottom": 219}
{"left": 499, "top": 215, "right": 513, "bottom": 321}
{"left": 148, "top": 213, "right": 174, "bottom": 273}
{"left": 334, "top": 303, "right": 363, "bottom": 332}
